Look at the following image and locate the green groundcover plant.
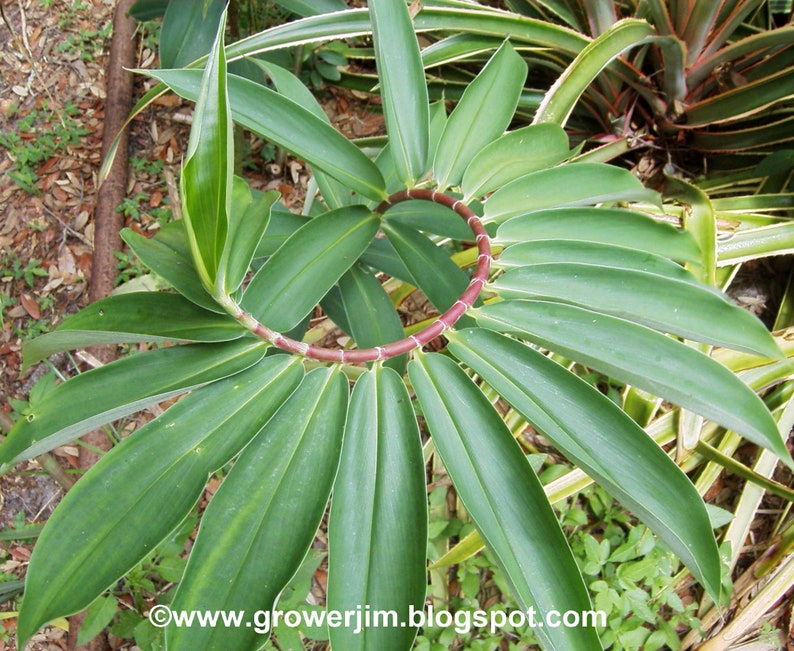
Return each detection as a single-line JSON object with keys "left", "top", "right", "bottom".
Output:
{"left": 3, "top": 1, "right": 793, "bottom": 650}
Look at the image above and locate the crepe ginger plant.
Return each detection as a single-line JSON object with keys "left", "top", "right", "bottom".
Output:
{"left": 4, "top": 1, "right": 792, "bottom": 650}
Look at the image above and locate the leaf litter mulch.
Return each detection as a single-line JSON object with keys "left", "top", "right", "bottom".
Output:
{"left": 1, "top": 1, "right": 794, "bottom": 651}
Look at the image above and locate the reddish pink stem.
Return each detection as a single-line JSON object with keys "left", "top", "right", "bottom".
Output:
{"left": 241, "top": 189, "right": 491, "bottom": 363}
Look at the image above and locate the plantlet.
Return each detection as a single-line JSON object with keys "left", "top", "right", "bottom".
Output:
{"left": 4, "top": 2, "right": 793, "bottom": 650}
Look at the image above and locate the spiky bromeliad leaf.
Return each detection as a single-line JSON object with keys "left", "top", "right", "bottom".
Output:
{"left": 167, "top": 367, "right": 348, "bottom": 651}
{"left": 490, "top": 262, "right": 782, "bottom": 358}
{"left": 447, "top": 327, "right": 725, "bottom": 599}
{"left": 369, "top": 0, "right": 430, "bottom": 185}
{"left": 180, "top": 9, "right": 232, "bottom": 293}
{"left": 22, "top": 292, "right": 247, "bottom": 367}
{"left": 533, "top": 19, "right": 655, "bottom": 127}
{"left": 409, "top": 352, "right": 603, "bottom": 651}
{"left": 433, "top": 40, "right": 527, "bottom": 190}
{"left": 328, "top": 366, "right": 427, "bottom": 651}
{"left": 471, "top": 299, "right": 791, "bottom": 466}
{"left": 0, "top": 339, "right": 268, "bottom": 470}
{"left": 15, "top": 357, "right": 303, "bottom": 648}
{"left": 242, "top": 206, "right": 380, "bottom": 331}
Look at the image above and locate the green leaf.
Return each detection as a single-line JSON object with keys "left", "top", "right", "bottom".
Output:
{"left": 718, "top": 222, "right": 794, "bottom": 265}
{"left": 685, "top": 67, "right": 794, "bottom": 127}
{"left": 490, "top": 263, "right": 782, "bottom": 358}
{"left": 472, "top": 300, "right": 791, "bottom": 466}
{"left": 383, "top": 200, "right": 473, "bottom": 241}
{"left": 369, "top": 0, "right": 430, "bottom": 185}
{"left": 122, "top": 223, "right": 222, "bottom": 313}
{"left": 461, "top": 123, "right": 570, "bottom": 200}
{"left": 159, "top": 0, "right": 226, "bottom": 68}
{"left": 75, "top": 596, "right": 118, "bottom": 647}
{"left": 665, "top": 176, "right": 716, "bottom": 285}
{"left": 221, "top": 179, "right": 278, "bottom": 293}
{"left": 447, "top": 328, "right": 724, "bottom": 600}
{"left": 272, "top": 0, "right": 347, "bottom": 16}
{"left": 382, "top": 219, "right": 470, "bottom": 314}
{"left": 23, "top": 292, "right": 246, "bottom": 367}
{"left": 534, "top": 20, "right": 654, "bottom": 126}
{"left": 15, "top": 357, "right": 303, "bottom": 648}
{"left": 337, "top": 265, "right": 407, "bottom": 372}
{"left": 167, "top": 367, "right": 348, "bottom": 651}
{"left": 434, "top": 41, "right": 527, "bottom": 189}
{"left": 225, "top": 7, "right": 591, "bottom": 64}
{"left": 242, "top": 207, "right": 380, "bottom": 331}
{"left": 0, "top": 339, "right": 267, "bottom": 469}
{"left": 495, "top": 207, "right": 702, "bottom": 263}
{"left": 496, "top": 239, "right": 703, "bottom": 285}
{"left": 328, "top": 366, "right": 426, "bottom": 651}
{"left": 255, "top": 208, "right": 310, "bottom": 258}
{"left": 180, "top": 10, "right": 232, "bottom": 292}
{"left": 409, "top": 352, "right": 601, "bottom": 650}
{"left": 142, "top": 69, "right": 387, "bottom": 201}
{"left": 484, "top": 164, "right": 660, "bottom": 223}
{"left": 252, "top": 59, "right": 354, "bottom": 208}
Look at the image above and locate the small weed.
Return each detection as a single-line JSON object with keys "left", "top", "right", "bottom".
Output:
{"left": 115, "top": 192, "right": 149, "bottom": 222}
{"left": 56, "top": 22, "right": 112, "bottom": 62}
{"left": 1, "top": 255, "right": 48, "bottom": 288}
{"left": 0, "top": 101, "right": 91, "bottom": 195}
{"left": 114, "top": 251, "right": 145, "bottom": 286}
{"left": 131, "top": 156, "right": 164, "bottom": 177}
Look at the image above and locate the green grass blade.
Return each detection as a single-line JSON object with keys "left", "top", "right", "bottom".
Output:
{"left": 23, "top": 292, "right": 246, "bottom": 367}
{"left": 242, "top": 207, "right": 380, "bottom": 331}
{"left": 495, "top": 207, "right": 702, "bottom": 263}
{"left": 461, "top": 123, "right": 570, "bottom": 200}
{"left": 472, "top": 300, "right": 791, "bottom": 466}
{"left": 0, "top": 340, "right": 267, "bottom": 469}
{"left": 447, "top": 327, "right": 724, "bottom": 599}
{"left": 490, "top": 263, "right": 782, "bottom": 358}
{"left": 409, "top": 352, "right": 602, "bottom": 651}
{"left": 328, "top": 367, "right": 426, "bottom": 651}
{"left": 167, "top": 368, "right": 347, "bottom": 651}
{"left": 180, "top": 11, "right": 232, "bottom": 292}
{"left": 142, "top": 69, "right": 387, "bottom": 201}
{"left": 484, "top": 164, "right": 660, "bottom": 223}
{"left": 369, "top": 0, "right": 429, "bottom": 185}
{"left": 15, "top": 357, "right": 303, "bottom": 648}
{"left": 434, "top": 41, "right": 527, "bottom": 190}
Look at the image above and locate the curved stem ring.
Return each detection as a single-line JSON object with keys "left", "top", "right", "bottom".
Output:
{"left": 241, "top": 188, "right": 491, "bottom": 363}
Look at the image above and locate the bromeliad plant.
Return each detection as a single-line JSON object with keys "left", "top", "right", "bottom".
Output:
{"left": 4, "top": 1, "right": 793, "bottom": 650}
